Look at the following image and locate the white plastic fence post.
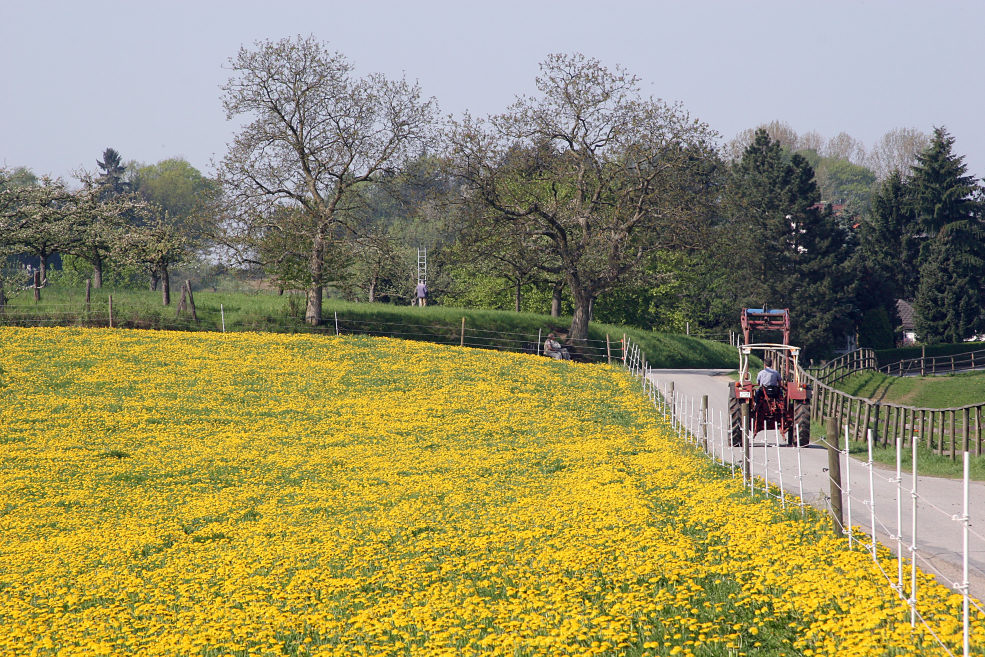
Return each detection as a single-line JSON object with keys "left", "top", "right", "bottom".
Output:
{"left": 963, "top": 450, "right": 970, "bottom": 657}
{"left": 867, "top": 429, "right": 877, "bottom": 562}
{"left": 764, "top": 424, "right": 770, "bottom": 499}
{"left": 719, "top": 409, "right": 727, "bottom": 468}
{"left": 795, "top": 424, "right": 805, "bottom": 516}
{"left": 537, "top": 328, "right": 542, "bottom": 355}
{"left": 220, "top": 304, "right": 225, "bottom": 333}
{"left": 334, "top": 311, "right": 339, "bottom": 336}
{"left": 747, "top": 418, "right": 754, "bottom": 496}
{"left": 910, "top": 437, "right": 918, "bottom": 627}
{"left": 679, "top": 395, "right": 685, "bottom": 438}
{"left": 681, "top": 394, "right": 687, "bottom": 439}
{"left": 845, "top": 424, "right": 853, "bottom": 549}
{"left": 896, "top": 437, "right": 904, "bottom": 597}
{"left": 774, "top": 423, "right": 785, "bottom": 510}
{"left": 690, "top": 397, "right": 696, "bottom": 443}
{"left": 728, "top": 410, "right": 737, "bottom": 476}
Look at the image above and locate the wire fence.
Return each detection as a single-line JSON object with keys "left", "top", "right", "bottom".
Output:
{"left": 621, "top": 335, "right": 982, "bottom": 656}
{"left": 3, "top": 294, "right": 980, "bottom": 652}
{"left": 0, "top": 299, "right": 630, "bottom": 364}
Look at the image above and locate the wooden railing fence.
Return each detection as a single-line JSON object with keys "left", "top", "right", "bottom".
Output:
{"left": 802, "top": 350, "right": 985, "bottom": 459}
{"left": 807, "top": 348, "right": 877, "bottom": 386}
{"left": 878, "top": 347, "right": 985, "bottom": 377}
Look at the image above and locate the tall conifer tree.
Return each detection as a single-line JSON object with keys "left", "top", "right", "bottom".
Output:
{"left": 720, "top": 129, "right": 852, "bottom": 355}
{"left": 910, "top": 128, "right": 984, "bottom": 341}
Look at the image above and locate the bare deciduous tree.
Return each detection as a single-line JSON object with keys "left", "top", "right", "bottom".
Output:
{"left": 451, "top": 53, "right": 718, "bottom": 344}
{"left": 866, "top": 127, "right": 930, "bottom": 180}
{"left": 724, "top": 121, "right": 800, "bottom": 162}
{"left": 217, "top": 35, "right": 437, "bottom": 324}
{"left": 823, "top": 132, "right": 867, "bottom": 164}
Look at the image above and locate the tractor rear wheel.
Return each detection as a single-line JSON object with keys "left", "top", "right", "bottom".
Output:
{"left": 787, "top": 402, "right": 811, "bottom": 446}
{"left": 728, "top": 383, "right": 744, "bottom": 446}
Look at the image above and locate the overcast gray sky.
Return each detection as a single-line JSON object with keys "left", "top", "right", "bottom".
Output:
{"left": 2, "top": 0, "right": 983, "bottom": 184}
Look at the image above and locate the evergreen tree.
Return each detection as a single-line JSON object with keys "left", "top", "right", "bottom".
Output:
{"left": 914, "top": 217, "right": 985, "bottom": 343}
{"left": 96, "top": 147, "right": 131, "bottom": 199}
{"left": 908, "top": 128, "right": 984, "bottom": 342}
{"left": 717, "top": 129, "right": 853, "bottom": 355}
{"left": 908, "top": 127, "right": 979, "bottom": 258}
{"left": 861, "top": 170, "right": 920, "bottom": 299}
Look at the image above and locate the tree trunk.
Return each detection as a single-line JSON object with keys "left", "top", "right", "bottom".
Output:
{"left": 161, "top": 266, "right": 170, "bottom": 306}
{"left": 0, "top": 275, "right": 5, "bottom": 310}
{"left": 305, "top": 228, "right": 326, "bottom": 325}
{"left": 568, "top": 288, "right": 593, "bottom": 344}
{"left": 551, "top": 282, "right": 563, "bottom": 317}
{"left": 305, "top": 285, "right": 323, "bottom": 325}
{"left": 368, "top": 276, "right": 377, "bottom": 303}
{"left": 515, "top": 278, "right": 522, "bottom": 313}
{"left": 92, "top": 258, "right": 103, "bottom": 289}
{"left": 38, "top": 255, "right": 48, "bottom": 284}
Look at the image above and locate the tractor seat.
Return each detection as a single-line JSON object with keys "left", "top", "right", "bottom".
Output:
{"left": 762, "top": 385, "right": 782, "bottom": 399}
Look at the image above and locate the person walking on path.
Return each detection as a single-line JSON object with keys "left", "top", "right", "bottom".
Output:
{"left": 415, "top": 281, "right": 428, "bottom": 307}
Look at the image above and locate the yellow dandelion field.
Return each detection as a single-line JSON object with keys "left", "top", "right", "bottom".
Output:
{"left": 0, "top": 326, "right": 980, "bottom": 656}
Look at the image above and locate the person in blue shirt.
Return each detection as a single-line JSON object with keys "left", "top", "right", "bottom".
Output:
{"left": 756, "top": 354, "right": 781, "bottom": 387}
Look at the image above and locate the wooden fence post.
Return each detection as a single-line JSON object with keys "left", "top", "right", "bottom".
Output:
{"left": 186, "top": 281, "right": 198, "bottom": 323}
{"left": 949, "top": 411, "right": 957, "bottom": 460}
{"left": 460, "top": 317, "right": 465, "bottom": 347}
{"left": 826, "top": 417, "right": 844, "bottom": 537}
{"left": 963, "top": 407, "right": 970, "bottom": 454}
{"left": 606, "top": 334, "right": 611, "bottom": 365}
{"left": 175, "top": 284, "right": 188, "bottom": 317}
{"left": 861, "top": 402, "right": 872, "bottom": 445}
{"left": 108, "top": 294, "right": 113, "bottom": 328}
{"left": 975, "top": 406, "right": 982, "bottom": 456}
{"left": 33, "top": 271, "right": 41, "bottom": 302}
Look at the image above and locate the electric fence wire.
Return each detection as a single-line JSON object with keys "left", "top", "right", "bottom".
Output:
{"left": 637, "top": 352, "right": 976, "bottom": 656}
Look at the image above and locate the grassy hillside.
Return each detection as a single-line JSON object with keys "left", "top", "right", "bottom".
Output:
{"left": 815, "top": 369, "right": 985, "bottom": 479}
{"left": 0, "top": 287, "right": 737, "bottom": 369}
{"left": 833, "top": 369, "right": 985, "bottom": 409}
{"left": 0, "top": 327, "right": 972, "bottom": 655}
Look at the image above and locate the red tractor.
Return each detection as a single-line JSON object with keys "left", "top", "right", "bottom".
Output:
{"left": 728, "top": 308, "right": 811, "bottom": 446}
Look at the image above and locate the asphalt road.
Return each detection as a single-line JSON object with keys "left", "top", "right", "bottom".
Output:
{"left": 647, "top": 368, "right": 985, "bottom": 602}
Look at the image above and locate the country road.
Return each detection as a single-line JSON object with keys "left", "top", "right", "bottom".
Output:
{"left": 647, "top": 368, "right": 985, "bottom": 603}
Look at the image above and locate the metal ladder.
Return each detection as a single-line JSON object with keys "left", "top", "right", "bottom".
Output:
{"left": 417, "top": 247, "right": 427, "bottom": 284}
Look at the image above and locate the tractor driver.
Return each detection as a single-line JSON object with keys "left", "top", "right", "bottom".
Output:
{"left": 756, "top": 354, "right": 781, "bottom": 387}
{"left": 755, "top": 354, "right": 782, "bottom": 405}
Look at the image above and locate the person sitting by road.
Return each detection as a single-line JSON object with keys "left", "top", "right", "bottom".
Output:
{"left": 543, "top": 332, "right": 570, "bottom": 360}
